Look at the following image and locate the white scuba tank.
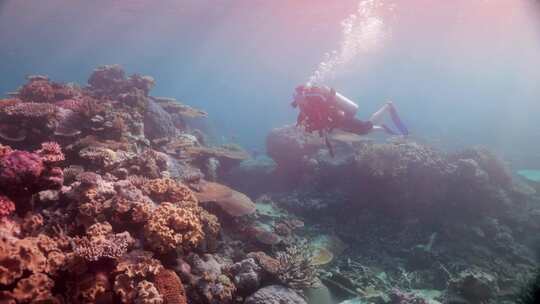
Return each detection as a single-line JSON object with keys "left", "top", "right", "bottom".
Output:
{"left": 333, "top": 91, "right": 359, "bottom": 117}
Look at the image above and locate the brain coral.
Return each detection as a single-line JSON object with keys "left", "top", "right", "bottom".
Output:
{"left": 144, "top": 202, "right": 204, "bottom": 254}
{"left": 154, "top": 269, "right": 187, "bottom": 304}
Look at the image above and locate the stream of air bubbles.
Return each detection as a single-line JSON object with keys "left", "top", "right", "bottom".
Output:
{"left": 307, "top": 0, "right": 391, "bottom": 86}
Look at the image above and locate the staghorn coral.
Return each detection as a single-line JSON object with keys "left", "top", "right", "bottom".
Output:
{"left": 275, "top": 241, "right": 319, "bottom": 291}
{"left": 154, "top": 268, "right": 188, "bottom": 304}
{"left": 143, "top": 202, "right": 204, "bottom": 254}
{"left": 142, "top": 178, "right": 198, "bottom": 205}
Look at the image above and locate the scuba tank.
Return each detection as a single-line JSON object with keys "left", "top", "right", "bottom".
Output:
{"left": 332, "top": 89, "right": 359, "bottom": 117}
{"left": 300, "top": 85, "right": 359, "bottom": 117}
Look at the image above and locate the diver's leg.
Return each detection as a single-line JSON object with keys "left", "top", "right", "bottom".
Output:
{"left": 369, "top": 102, "right": 408, "bottom": 135}
{"left": 387, "top": 102, "right": 408, "bottom": 135}
{"left": 369, "top": 103, "right": 391, "bottom": 125}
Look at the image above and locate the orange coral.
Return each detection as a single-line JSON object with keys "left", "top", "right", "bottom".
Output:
{"left": 21, "top": 212, "right": 44, "bottom": 235}
{"left": 142, "top": 178, "right": 198, "bottom": 205}
{"left": 10, "top": 273, "right": 58, "bottom": 303}
{"left": 143, "top": 202, "right": 204, "bottom": 254}
{"left": 135, "top": 280, "right": 163, "bottom": 304}
{"left": 113, "top": 250, "right": 164, "bottom": 303}
{"left": 154, "top": 269, "right": 187, "bottom": 304}
{"left": 69, "top": 271, "right": 111, "bottom": 304}
{"left": 0, "top": 235, "right": 66, "bottom": 286}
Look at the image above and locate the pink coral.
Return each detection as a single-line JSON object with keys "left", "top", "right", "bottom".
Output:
{"left": 0, "top": 151, "right": 44, "bottom": 195}
{"left": 0, "top": 195, "right": 16, "bottom": 217}
{"left": 35, "top": 142, "right": 65, "bottom": 164}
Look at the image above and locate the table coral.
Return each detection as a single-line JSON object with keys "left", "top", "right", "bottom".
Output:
{"left": 143, "top": 202, "right": 204, "bottom": 254}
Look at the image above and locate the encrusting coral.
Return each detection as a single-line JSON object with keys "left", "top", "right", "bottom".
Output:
{"left": 144, "top": 202, "right": 204, "bottom": 254}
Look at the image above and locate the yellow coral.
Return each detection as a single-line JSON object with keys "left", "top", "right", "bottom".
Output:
{"left": 143, "top": 202, "right": 204, "bottom": 253}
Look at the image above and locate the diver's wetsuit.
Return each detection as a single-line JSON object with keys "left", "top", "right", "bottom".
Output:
{"left": 296, "top": 92, "right": 374, "bottom": 135}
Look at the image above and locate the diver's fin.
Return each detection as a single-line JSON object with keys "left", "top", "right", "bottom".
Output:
{"left": 388, "top": 104, "right": 409, "bottom": 135}
{"left": 381, "top": 124, "right": 397, "bottom": 135}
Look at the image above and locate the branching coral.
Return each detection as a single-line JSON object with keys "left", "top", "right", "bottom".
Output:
{"left": 72, "top": 232, "right": 132, "bottom": 261}
{"left": 143, "top": 202, "right": 204, "bottom": 254}
{"left": 275, "top": 242, "right": 319, "bottom": 291}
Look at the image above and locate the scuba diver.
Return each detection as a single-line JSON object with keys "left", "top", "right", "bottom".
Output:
{"left": 291, "top": 85, "right": 408, "bottom": 155}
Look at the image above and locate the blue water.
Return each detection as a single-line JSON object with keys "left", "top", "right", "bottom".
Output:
{"left": 1, "top": 0, "right": 539, "bottom": 167}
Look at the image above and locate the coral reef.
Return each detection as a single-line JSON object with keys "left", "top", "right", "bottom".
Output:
{"left": 1, "top": 64, "right": 537, "bottom": 304}
{"left": 244, "top": 285, "right": 307, "bottom": 304}
{"left": 143, "top": 202, "right": 204, "bottom": 254}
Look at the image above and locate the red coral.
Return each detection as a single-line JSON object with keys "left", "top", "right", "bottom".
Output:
{"left": 0, "top": 151, "right": 44, "bottom": 195}
{"left": 35, "top": 142, "right": 65, "bottom": 164}
{"left": 0, "top": 195, "right": 16, "bottom": 217}
{"left": 18, "top": 79, "right": 56, "bottom": 103}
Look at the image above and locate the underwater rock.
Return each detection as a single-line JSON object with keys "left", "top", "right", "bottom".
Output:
{"left": 266, "top": 125, "right": 324, "bottom": 182}
{"left": 182, "top": 253, "right": 236, "bottom": 304}
{"left": 228, "top": 258, "right": 263, "bottom": 294}
{"left": 144, "top": 98, "right": 177, "bottom": 140}
{"left": 447, "top": 269, "right": 499, "bottom": 303}
{"left": 244, "top": 285, "right": 307, "bottom": 304}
